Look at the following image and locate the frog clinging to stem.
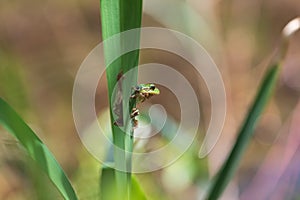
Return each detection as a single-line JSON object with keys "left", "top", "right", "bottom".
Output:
{"left": 129, "top": 83, "right": 160, "bottom": 127}
{"left": 113, "top": 72, "right": 160, "bottom": 128}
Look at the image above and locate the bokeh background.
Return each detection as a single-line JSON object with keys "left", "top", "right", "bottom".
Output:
{"left": 0, "top": 0, "right": 300, "bottom": 199}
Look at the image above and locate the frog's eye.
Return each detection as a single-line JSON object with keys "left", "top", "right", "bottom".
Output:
{"left": 150, "top": 85, "right": 156, "bottom": 90}
{"left": 134, "top": 86, "right": 141, "bottom": 91}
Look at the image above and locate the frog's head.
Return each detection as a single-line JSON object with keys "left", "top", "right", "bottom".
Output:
{"left": 146, "top": 83, "right": 160, "bottom": 95}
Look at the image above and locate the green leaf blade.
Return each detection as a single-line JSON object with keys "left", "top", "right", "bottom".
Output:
{"left": 0, "top": 98, "right": 78, "bottom": 200}
{"left": 100, "top": 0, "right": 143, "bottom": 198}
{"left": 206, "top": 64, "right": 280, "bottom": 200}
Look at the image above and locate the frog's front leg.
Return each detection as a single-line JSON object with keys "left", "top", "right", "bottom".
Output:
{"left": 131, "top": 90, "right": 146, "bottom": 103}
{"left": 130, "top": 92, "right": 138, "bottom": 99}
{"left": 130, "top": 86, "right": 141, "bottom": 99}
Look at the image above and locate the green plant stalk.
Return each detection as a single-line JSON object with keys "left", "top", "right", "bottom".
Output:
{"left": 125, "top": 97, "right": 137, "bottom": 198}
{"left": 100, "top": 0, "right": 143, "bottom": 198}
{"left": 206, "top": 64, "right": 280, "bottom": 200}
{"left": 0, "top": 98, "right": 78, "bottom": 200}
{"left": 119, "top": 0, "right": 143, "bottom": 184}
{"left": 101, "top": 1, "right": 127, "bottom": 197}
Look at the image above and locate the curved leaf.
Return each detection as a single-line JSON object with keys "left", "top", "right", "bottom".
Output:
{"left": 206, "top": 64, "right": 280, "bottom": 200}
{"left": 0, "top": 98, "right": 78, "bottom": 200}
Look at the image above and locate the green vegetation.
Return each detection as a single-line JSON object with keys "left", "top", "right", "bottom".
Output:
{"left": 1, "top": 0, "right": 298, "bottom": 199}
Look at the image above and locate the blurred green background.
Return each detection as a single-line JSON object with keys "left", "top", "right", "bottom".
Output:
{"left": 0, "top": 0, "right": 300, "bottom": 199}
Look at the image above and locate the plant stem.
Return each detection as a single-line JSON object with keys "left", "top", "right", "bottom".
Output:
{"left": 206, "top": 65, "right": 280, "bottom": 200}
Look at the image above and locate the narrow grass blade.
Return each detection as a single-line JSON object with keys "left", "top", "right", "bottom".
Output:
{"left": 101, "top": 0, "right": 128, "bottom": 196}
{"left": 100, "top": 0, "right": 143, "bottom": 198}
{"left": 0, "top": 98, "right": 78, "bottom": 200}
{"left": 206, "top": 64, "right": 280, "bottom": 200}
